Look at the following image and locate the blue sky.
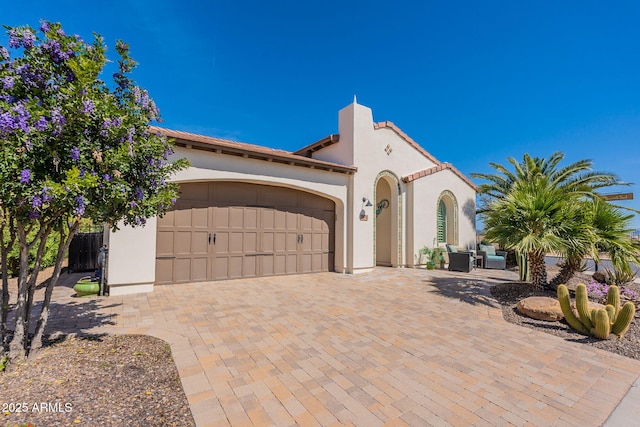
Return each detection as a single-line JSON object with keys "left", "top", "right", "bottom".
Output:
{"left": 3, "top": 1, "right": 640, "bottom": 229}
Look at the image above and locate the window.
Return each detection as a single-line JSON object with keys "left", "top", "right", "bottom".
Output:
{"left": 437, "top": 200, "right": 447, "bottom": 243}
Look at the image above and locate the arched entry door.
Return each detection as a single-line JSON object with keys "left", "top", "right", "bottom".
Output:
{"left": 155, "top": 182, "right": 335, "bottom": 284}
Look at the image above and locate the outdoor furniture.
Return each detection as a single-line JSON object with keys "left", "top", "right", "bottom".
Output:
{"left": 446, "top": 244, "right": 474, "bottom": 273}
{"left": 477, "top": 244, "right": 507, "bottom": 269}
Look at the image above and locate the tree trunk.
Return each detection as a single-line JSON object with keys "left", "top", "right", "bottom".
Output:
{"left": 24, "top": 226, "right": 51, "bottom": 339}
{"left": 529, "top": 251, "right": 548, "bottom": 290}
{"left": 549, "top": 258, "right": 582, "bottom": 291}
{"left": 8, "top": 224, "right": 30, "bottom": 360}
{"left": 30, "top": 221, "right": 78, "bottom": 357}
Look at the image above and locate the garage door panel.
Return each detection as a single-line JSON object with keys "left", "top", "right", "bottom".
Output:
{"left": 191, "top": 257, "right": 208, "bottom": 281}
{"left": 230, "top": 207, "right": 245, "bottom": 228}
{"left": 244, "top": 232, "right": 258, "bottom": 254}
{"left": 228, "top": 256, "right": 243, "bottom": 278}
{"left": 230, "top": 232, "right": 244, "bottom": 252}
{"left": 158, "top": 210, "right": 174, "bottom": 227}
{"left": 263, "top": 210, "right": 275, "bottom": 229}
{"left": 192, "top": 231, "right": 209, "bottom": 254}
{"left": 274, "top": 211, "right": 286, "bottom": 229}
{"left": 192, "top": 207, "right": 208, "bottom": 227}
{"left": 213, "top": 207, "right": 229, "bottom": 228}
{"left": 286, "top": 254, "right": 298, "bottom": 274}
{"left": 155, "top": 259, "right": 173, "bottom": 285}
{"left": 243, "top": 256, "right": 257, "bottom": 278}
{"left": 261, "top": 255, "right": 274, "bottom": 276}
{"left": 286, "top": 233, "right": 298, "bottom": 250}
{"left": 174, "top": 209, "right": 193, "bottom": 227}
{"left": 174, "top": 258, "right": 192, "bottom": 282}
{"left": 215, "top": 232, "right": 229, "bottom": 253}
{"left": 286, "top": 212, "right": 297, "bottom": 229}
{"left": 274, "top": 255, "right": 286, "bottom": 274}
{"left": 174, "top": 231, "right": 192, "bottom": 254}
{"left": 214, "top": 257, "right": 228, "bottom": 279}
{"left": 156, "top": 231, "right": 174, "bottom": 257}
{"left": 263, "top": 232, "right": 274, "bottom": 252}
{"left": 244, "top": 209, "right": 258, "bottom": 228}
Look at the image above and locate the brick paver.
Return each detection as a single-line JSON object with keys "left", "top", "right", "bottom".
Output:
{"left": 49, "top": 268, "right": 640, "bottom": 426}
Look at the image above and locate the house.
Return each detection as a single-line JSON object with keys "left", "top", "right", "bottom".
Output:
{"left": 104, "top": 99, "right": 477, "bottom": 295}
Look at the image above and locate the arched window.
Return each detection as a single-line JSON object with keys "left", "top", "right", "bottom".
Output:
{"left": 437, "top": 200, "right": 447, "bottom": 243}
{"left": 436, "top": 191, "right": 458, "bottom": 245}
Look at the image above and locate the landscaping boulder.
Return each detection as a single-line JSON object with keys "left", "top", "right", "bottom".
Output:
{"left": 516, "top": 297, "right": 564, "bottom": 321}
{"left": 592, "top": 271, "right": 609, "bottom": 284}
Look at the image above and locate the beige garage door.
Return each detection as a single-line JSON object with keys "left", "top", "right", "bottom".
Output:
{"left": 155, "top": 182, "right": 335, "bottom": 285}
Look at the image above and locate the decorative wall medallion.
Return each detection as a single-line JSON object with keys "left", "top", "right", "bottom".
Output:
{"left": 384, "top": 144, "right": 393, "bottom": 156}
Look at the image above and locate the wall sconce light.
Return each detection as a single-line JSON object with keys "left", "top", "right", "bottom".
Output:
{"left": 360, "top": 197, "right": 372, "bottom": 221}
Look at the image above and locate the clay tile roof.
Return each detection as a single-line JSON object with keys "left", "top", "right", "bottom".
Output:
{"left": 294, "top": 134, "right": 340, "bottom": 157}
{"left": 402, "top": 163, "right": 477, "bottom": 190}
{"left": 373, "top": 121, "right": 440, "bottom": 164}
{"left": 150, "top": 126, "right": 356, "bottom": 175}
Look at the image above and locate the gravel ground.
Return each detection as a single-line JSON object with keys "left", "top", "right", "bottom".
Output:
{"left": 490, "top": 269, "right": 640, "bottom": 360}
{"left": 0, "top": 334, "right": 195, "bottom": 427}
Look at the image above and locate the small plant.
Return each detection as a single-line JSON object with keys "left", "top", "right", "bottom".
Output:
{"left": 0, "top": 355, "right": 7, "bottom": 372}
{"left": 558, "top": 283, "right": 636, "bottom": 339}
{"left": 584, "top": 279, "right": 640, "bottom": 303}
{"left": 418, "top": 243, "right": 444, "bottom": 269}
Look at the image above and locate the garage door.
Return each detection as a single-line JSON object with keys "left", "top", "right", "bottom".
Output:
{"left": 155, "top": 182, "right": 335, "bottom": 284}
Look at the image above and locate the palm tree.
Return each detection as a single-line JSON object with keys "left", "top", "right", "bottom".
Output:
{"left": 474, "top": 152, "right": 630, "bottom": 288}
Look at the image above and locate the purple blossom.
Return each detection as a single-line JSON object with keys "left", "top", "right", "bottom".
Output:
{"left": 70, "top": 147, "right": 80, "bottom": 161}
{"left": 12, "top": 103, "right": 31, "bottom": 132}
{"left": 103, "top": 173, "right": 111, "bottom": 182}
{"left": 28, "top": 210, "right": 39, "bottom": 219}
{"left": 8, "top": 29, "right": 20, "bottom": 48}
{"left": 133, "top": 187, "right": 144, "bottom": 201}
{"left": 81, "top": 99, "right": 94, "bottom": 114}
{"left": 74, "top": 195, "right": 85, "bottom": 216}
{"left": 22, "top": 29, "right": 36, "bottom": 49}
{"left": 51, "top": 107, "right": 65, "bottom": 125}
{"left": 24, "top": 139, "right": 32, "bottom": 150}
{"left": 170, "top": 197, "right": 177, "bottom": 204}
{"left": 20, "top": 169, "right": 31, "bottom": 183}
{"left": 1, "top": 76, "right": 14, "bottom": 89}
{"left": 34, "top": 116, "right": 48, "bottom": 131}
{"left": 129, "top": 201, "right": 138, "bottom": 208}
{"left": 31, "top": 195, "right": 42, "bottom": 208}
{"left": 40, "top": 20, "right": 50, "bottom": 33}
{"left": 41, "top": 186, "right": 53, "bottom": 203}
{"left": 0, "top": 46, "right": 8, "bottom": 61}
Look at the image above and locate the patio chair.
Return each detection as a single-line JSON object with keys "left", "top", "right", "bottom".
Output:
{"left": 445, "top": 244, "right": 474, "bottom": 273}
{"left": 477, "top": 244, "right": 507, "bottom": 269}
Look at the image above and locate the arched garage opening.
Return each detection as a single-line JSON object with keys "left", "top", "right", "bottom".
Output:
{"left": 155, "top": 182, "right": 335, "bottom": 284}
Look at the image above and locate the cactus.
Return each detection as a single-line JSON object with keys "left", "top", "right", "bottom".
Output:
{"left": 606, "top": 285, "right": 621, "bottom": 314}
{"left": 611, "top": 302, "right": 636, "bottom": 338}
{"left": 575, "top": 284, "right": 593, "bottom": 330}
{"left": 557, "top": 283, "right": 636, "bottom": 339}
{"left": 605, "top": 304, "right": 617, "bottom": 324}
{"left": 592, "top": 309, "right": 611, "bottom": 339}
{"left": 557, "top": 284, "right": 590, "bottom": 334}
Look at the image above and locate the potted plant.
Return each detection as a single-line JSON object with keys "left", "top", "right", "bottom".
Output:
{"left": 418, "top": 245, "right": 444, "bottom": 269}
{"left": 73, "top": 276, "right": 100, "bottom": 297}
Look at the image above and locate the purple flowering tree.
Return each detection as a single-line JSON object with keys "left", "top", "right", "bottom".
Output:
{"left": 0, "top": 21, "right": 188, "bottom": 361}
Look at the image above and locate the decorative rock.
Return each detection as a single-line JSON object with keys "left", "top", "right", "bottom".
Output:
{"left": 592, "top": 271, "right": 609, "bottom": 284}
{"left": 517, "top": 297, "right": 564, "bottom": 321}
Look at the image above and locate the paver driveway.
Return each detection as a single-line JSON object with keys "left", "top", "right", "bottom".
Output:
{"left": 52, "top": 268, "right": 640, "bottom": 426}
